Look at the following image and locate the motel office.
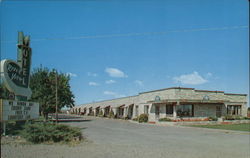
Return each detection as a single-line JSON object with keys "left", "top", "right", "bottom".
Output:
{"left": 71, "top": 87, "right": 248, "bottom": 122}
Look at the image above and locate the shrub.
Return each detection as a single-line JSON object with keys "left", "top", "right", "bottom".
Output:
{"left": 88, "top": 111, "right": 94, "bottom": 116}
{"left": 159, "top": 117, "right": 172, "bottom": 122}
{"left": 21, "top": 122, "right": 82, "bottom": 143}
{"left": 208, "top": 117, "right": 218, "bottom": 121}
{"left": 224, "top": 115, "right": 234, "bottom": 120}
{"left": 138, "top": 114, "right": 148, "bottom": 123}
{"left": 132, "top": 117, "right": 138, "bottom": 121}
{"left": 234, "top": 116, "right": 245, "bottom": 120}
{"left": 1, "top": 121, "right": 26, "bottom": 136}
{"left": 108, "top": 110, "right": 115, "bottom": 118}
{"left": 243, "top": 117, "right": 250, "bottom": 120}
{"left": 90, "top": 111, "right": 94, "bottom": 116}
{"left": 98, "top": 110, "right": 103, "bottom": 117}
{"left": 224, "top": 115, "right": 245, "bottom": 120}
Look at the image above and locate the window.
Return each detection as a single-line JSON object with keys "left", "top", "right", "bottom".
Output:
{"left": 119, "top": 108, "right": 124, "bottom": 116}
{"left": 176, "top": 105, "right": 193, "bottom": 117}
{"left": 135, "top": 105, "right": 139, "bottom": 116}
{"left": 144, "top": 105, "right": 149, "bottom": 114}
{"left": 227, "top": 105, "right": 241, "bottom": 115}
{"left": 166, "top": 105, "right": 173, "bottom": 114}
{"left": 155, "top": 105, "right": 160, "bottom": 115}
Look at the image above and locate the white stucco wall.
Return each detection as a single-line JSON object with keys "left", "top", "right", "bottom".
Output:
{"left": 73, "top": 87, "right": 248, "bottom": 118}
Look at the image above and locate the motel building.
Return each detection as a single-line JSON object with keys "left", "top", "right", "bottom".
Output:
{"left": 71, "top": 87, "right": 248, "bottom": 122}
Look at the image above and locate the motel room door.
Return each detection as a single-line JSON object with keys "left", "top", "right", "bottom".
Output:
{"left": 216, "top": 105, "right": 222, "bottom": 117}
{"left": 155, "top": 105, "right": 160, "bottom": 120}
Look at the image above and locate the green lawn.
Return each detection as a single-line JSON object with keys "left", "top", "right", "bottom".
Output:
{"left": 189, "top": 123, "right": 250, "bottom": 132}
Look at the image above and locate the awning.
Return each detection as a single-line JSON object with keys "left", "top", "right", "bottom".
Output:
{"left": 110, "top": 104, "right": 125, "bottom": 108}
{"left": 119, "top": 104, "right": 125, "bottom": 108}
{"left": 104, "top": 105, "right": 110, "bottom": 108}
{"left": 125, "top": 104, "right": 134, "bottom": 107}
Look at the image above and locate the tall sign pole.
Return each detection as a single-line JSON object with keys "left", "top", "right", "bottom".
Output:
{"left": 0, "top": 32, "right": 39, "bottom": 135}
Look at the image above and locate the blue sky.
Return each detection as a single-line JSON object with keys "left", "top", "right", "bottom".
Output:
{"left": 1, "top": 0, "right": 249, "bottom": 106}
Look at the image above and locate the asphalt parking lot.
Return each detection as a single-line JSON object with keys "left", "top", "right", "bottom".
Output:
{"left": 2, "top": 116, "right": 250, "bottom": 158}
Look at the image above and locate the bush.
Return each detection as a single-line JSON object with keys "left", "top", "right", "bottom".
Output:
{"left": 0, "top": 121, "right": 26, "bottom": 136}
{"left": 90, "top": 111, "right": 94, "bottom": 116}
{"left": 224, "top": 115, "right": 245, "bottom": 120}
{"left": 108, "top": 110, "right": 115, "bottom": 118}
{"left": 123, "top": 116, "right": 129, "bottom": 120}
{"left": 98, "top": 110, "right": 103, "bottom": 117}
{"left": 243, "top": 117, "right": 250, "bottom": 120}
{"left": 21, "top": 122, "right": 82, "bottom": 143}
{"left": 132, "top": 117, "right": 138, "bottom": 121}
{"left": 208, "top": 117, "right": 218, "bottom": 121}
{"left": 234, "top": 116, "right": 243, "bottom": 120}
{"left": 224, "top": 115, "right": 235, "bottom": 120}
{"left": 88, "top": 111, "right": 94, "bottom": 116}
{"left": 138, "top": 114, "right": 148, "bottom": 123}
{"left": 159, "top": 117, "right": 172, "bottom": 122}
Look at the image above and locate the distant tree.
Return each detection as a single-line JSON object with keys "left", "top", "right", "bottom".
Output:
{"left": 29, "top": 67, "right": 75, "bottom": 120}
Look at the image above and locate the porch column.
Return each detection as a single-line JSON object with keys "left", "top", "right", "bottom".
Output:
{"left": 124, "top": 107, "right": 128, "bottom": 118}
{"left": 132, "top": 105, "right": 135, "bottom": 118}
{"left": 101, "top": 108, "right": 105, "bottom": 116}
{"left": 89, "top": 108, "right": 92, "bottom": 115}
{"left": 94, "top": 109, "right": 97, "bottom": 116}
{"left": 173, "top": 102, "right": 179, "bottom": 119}
{"left": 82, "top": 109, "right": 84, "bottom": 115}
{"left": 224, "top": 103, "right": 228, "bottom": 115}
{"left": 113, "top": 107, "right": 118, "bottom": 116}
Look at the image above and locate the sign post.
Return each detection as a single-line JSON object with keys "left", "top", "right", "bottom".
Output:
{"left": 0, "top": 32, "right": 39, "bottom": 135}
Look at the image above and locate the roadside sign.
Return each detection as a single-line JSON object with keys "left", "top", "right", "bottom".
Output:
{"left": 0, "top": 99, "right": 39, "bottom": 121}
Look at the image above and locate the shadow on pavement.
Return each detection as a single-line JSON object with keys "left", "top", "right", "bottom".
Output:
{"left": 51, "top": 119, "right": 92, "bottom": 122}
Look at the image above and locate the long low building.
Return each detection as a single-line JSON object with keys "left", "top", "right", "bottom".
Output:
{"left": 71, "top": 87, "right": 248, "bottom": 122}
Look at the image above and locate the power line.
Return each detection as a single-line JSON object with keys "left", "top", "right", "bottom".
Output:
{"left": 1, "top": 25, "right": 248, "bottom": 43}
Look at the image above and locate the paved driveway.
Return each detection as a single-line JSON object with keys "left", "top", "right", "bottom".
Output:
{"left": 2, "top": 116, "right": 250, "bottom": 158}
{"left": 67, "top": 116, "right": 250, "bottom": 158}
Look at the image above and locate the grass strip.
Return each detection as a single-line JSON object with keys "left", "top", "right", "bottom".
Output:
{"left": 189, "top": 123, "right": 250, "bottom": 132}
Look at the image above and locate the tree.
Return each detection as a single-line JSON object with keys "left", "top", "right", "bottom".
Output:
{"left": 0, "top": 83, "right": 8, "bottom": 99}
{"left": 29, "top": 67, "right": 75, "bottom": 120}
{"left": 0, "top": 82, "right": 14, "bottom": 100}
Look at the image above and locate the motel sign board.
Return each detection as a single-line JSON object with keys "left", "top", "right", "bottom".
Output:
{"left": 1, "top": 32, "right": 32, "bottom": 101}
{"left": 0, "top": 100, "right": 39, "bottom": 121}
{"left": 0, "top": 32, "right": 39, "bottom": 122}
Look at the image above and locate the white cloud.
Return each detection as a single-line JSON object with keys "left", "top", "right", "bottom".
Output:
{"left": 173, "top": 71, "right": 208, "bottom": 85}
{"left": 105, "top": 67, "right": 128, "bottom": 78}
{"left": 103, "top": 91, "right": 125, "bottom": 98}
{"left": 134, "top": 80, "right": 144, "bottom": 86}
{"left": 205, "top": 72, "right": 213, "bottom": 78}
{"left": 105, "top": 80, "right": 116, "bottom": 84}
{"left": 66, "top": 72, "right": 77, "bottom": 77}
{"left": 87, "top": 72, "right": 98, "bottom": 77}
{"left": 88, "top": 82, "right": 99, "bottom": 86}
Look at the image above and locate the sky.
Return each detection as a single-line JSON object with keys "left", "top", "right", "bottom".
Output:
{"left": 0, "top": 0, "right": 249, "bottom": 106}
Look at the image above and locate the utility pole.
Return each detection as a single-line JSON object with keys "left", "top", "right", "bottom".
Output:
{"left": 55, "top": 74, "right": 58, "bottom": 124}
